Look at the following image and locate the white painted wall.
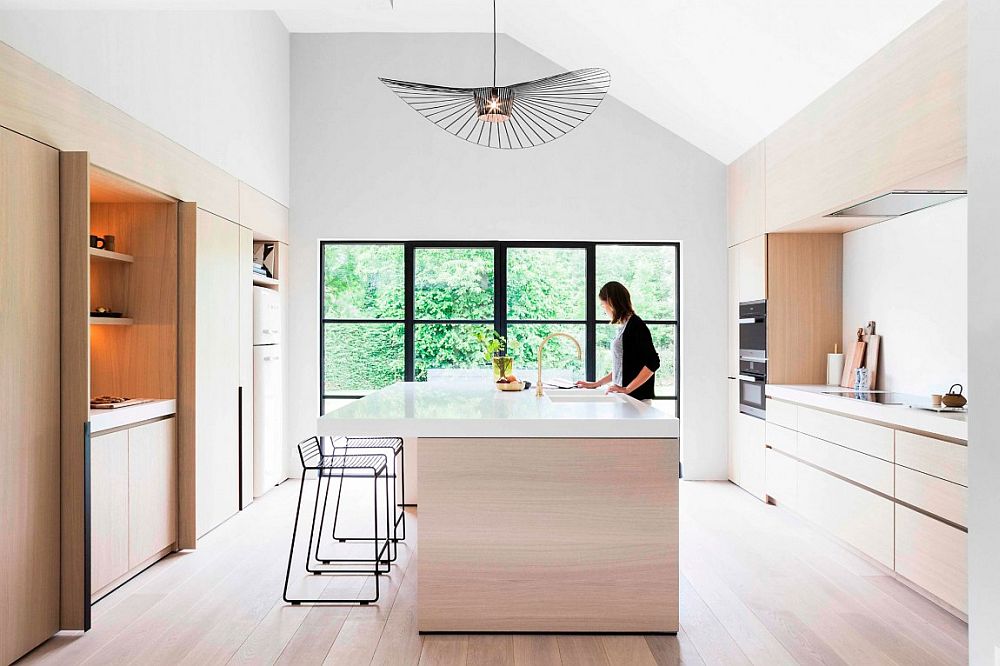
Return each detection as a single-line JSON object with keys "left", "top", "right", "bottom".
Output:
{"left": 0, "top": 11, "right": 290, "bottom": 205}
{"left": 288, "top": 32, "right": 728, "bottom": 479}
{"left": 842, "top": 199, "right": 967, "bottom": 396}
{"left": 968, "top": 1, "right": 1000, "bottom": 663}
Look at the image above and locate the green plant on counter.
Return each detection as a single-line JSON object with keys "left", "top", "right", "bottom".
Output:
{"left": 473, "top": 329, "right": 507, "bottom": 364}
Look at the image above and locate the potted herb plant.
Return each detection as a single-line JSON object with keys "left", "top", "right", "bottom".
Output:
{"left": 474, "top": 329, "right": 515, "bottom": 381}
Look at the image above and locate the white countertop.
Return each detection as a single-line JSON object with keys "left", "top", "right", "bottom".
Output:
{"left": 90, "top": 399, "right": 177, "bottom": 434}
{"left": 766, "top": 385, "right": 967, "bottom": 441}
{"left": 317, "top": 382, "right": 678, "bottom": 439}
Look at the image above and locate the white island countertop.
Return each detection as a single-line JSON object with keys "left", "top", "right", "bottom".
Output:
{"left": 766, "top": 385, "right": 967, "bottom": 441}
{"left": 317, "top": 382, "right": 678, "bottom": 439}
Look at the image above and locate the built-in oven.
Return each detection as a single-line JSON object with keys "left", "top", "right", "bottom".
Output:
{"left": 738, "top": 300, "right": 767, "bottom": 419}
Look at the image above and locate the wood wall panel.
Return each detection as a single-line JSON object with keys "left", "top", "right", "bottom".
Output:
{"left": 418, "top": 437, "right": 678, "bottom": 632}
{"left": 0, "top": 42, "right": 239, "bottom": 221}
{"left": 765, "top": 0, "right": 967, "bottom": 231}
{"left": 239, "top": 226, "right": 254, "bottom": 508}
{"left": 239, "top": 181, "right": 288, "bottom": 243}
{"left": 766, "top": 234, "right": 843, "bottom": 385}
{"left": 177, "top": 203, "right": 198, "bottom": 549}
{"left": 59, "top": 151, "right": 92, "bottom": 630}
{"left": 0, "top": 127, "right": 62, "bottom": 665}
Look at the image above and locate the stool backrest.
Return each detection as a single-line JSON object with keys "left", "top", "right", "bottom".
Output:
{"left": 297, "top": 436, "right": 323, "bottom": 469}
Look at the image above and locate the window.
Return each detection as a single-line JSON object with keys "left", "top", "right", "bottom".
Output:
{"left": 321, "top": 242, "right": 679, "bottom": 414}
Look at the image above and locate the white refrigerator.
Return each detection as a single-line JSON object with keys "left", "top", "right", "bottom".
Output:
{"left": 253, "top": 286, "right": 284, "bottom": 497}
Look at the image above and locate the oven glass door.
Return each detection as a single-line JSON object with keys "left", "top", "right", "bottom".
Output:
{"left": 739, "top": 320, "right": 766, "bottom": 360}
{"left": 739, "top": 376, "right": 766, "bottom": 419}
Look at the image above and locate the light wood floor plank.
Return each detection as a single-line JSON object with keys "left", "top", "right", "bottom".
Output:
{"left": 419, "top": 634, "right": 469, "bottom": 666}
{"left": 20, "top": 480, "right": 966, "bottom": 666}
{"left": 512, "top": 635, "right": 561, "bottom": 666}
{"left": 555, "top": 636, "right": 610, "bottom": 666}
{"left": 467, "top": 635, "right": 515, "bottom": 666}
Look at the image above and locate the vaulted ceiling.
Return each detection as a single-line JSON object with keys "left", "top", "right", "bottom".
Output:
{"left": 1, "top": 0, "right": 945, "bottom": 163}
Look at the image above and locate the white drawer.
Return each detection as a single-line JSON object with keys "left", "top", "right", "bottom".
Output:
{"left": 797, "top": 464, "right": 894, "bottom": 568}
{"left": 894, "top": 505, "right": 967, "bottom": 613}
{"left": 895, "top": 465, "right": 967, "bottom": 527}
{"left": 765, "top": 398, "right": 797, "bottom": 429}
{"left": 796, "top": 406, "right": 894, "bottom": 462}
{"left": 895, "top": 430, "right": 967, "bottom": 487}
{"left": 765, "top": 448, "right": 797, "bottom": 509}
{"left": 797, "top": 434, "right": 893, "bottom": 496}
{"left": 765, "top": 422, "right": 797, "bottom": 456}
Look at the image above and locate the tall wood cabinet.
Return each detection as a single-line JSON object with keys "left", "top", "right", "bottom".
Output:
{"left": 0, "top": 127, "right": 62, "bottom": 666}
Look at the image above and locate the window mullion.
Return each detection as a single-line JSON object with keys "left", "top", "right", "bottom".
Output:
{"left": 404, "top": 243, "right": 415, "bottom": 382}
{"left": 586, "top": 243, "right": 597, "bottom": 382}
{"left": 495, "top": 242, "right": 507, "bottom": 343}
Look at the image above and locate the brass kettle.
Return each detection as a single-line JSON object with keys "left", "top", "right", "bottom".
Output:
{"left": 941, "top": 384, "right": 967, "bottom": 408}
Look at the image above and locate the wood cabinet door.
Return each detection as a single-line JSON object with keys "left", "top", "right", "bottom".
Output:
{"left": 194, "top": 209, "right": 241, "bottom": 537}
{"left": 736, "top": 413, "right": 766, "bottom": 501}
{"left": 727, "top": 378, "right": 739, "bottom": 485}
{"left": 129, "top": 418, "right": 178, "bottom": 567}
{"left": 727, "top": 142, "right": 766, "bottom": 246}
{"left": 0, "top": 127, "right": 62, "bottom": 664}
{"left": 727, "top": 246, "right": 739, "bottom": 378}
{"left": 736, "top": 235, "right": 766, "bottom": 303}
{"left": 238, "top": 226, "right": 254, "bottom": 509}
{"left": 91, "top": 431, "right": 130, "bottom": 594}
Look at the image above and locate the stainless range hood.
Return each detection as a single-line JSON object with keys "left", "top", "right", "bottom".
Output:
{"left": 826, "top": 190, "right": 966, "bottom": 218}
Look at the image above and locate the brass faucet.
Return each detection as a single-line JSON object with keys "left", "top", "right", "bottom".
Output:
{"left": 536, "top": 332, "right": 583, "bottom": 397}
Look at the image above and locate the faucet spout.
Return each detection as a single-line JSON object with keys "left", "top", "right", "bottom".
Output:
{"left": 536, "top": 332, "right": 583, "bottom": 397}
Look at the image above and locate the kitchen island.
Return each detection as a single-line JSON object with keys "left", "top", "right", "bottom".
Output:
{"left": 317, "top": 382, "right": 679, "bottom": 634}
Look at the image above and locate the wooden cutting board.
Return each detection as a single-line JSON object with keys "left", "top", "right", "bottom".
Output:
{"left": 840, "top": 329, "right": 867, "bottom": 388}
{"left": 864, "top": 333, "right": 881, "bottom": 390}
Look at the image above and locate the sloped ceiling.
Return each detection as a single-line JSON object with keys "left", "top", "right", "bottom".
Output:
{"left": 0, "top": 0, "right": 945, "bottom": 163}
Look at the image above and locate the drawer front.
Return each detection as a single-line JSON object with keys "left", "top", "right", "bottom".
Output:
{"left": 797, "top": 434, "right": 894, "bottom": 495}
{"left": 895, "top": 465, "right": 967, "bottom": 527}
{"left": 895, "top": 430, "right": 967, "bottom": 486}
{"left": 765, "top": 448, "right": 798, "bottom": 509}
{"left": 797, "top": 406, "right": 894, "bottom": 461}
{"left": 765, "top": 422, "right": 797, "bottom": 456}
{"left": 765, "top": 398, "right": 797, "bottom": 429}
{"left": 895, "top": 505, "right": 967, "bottom": 613}
{"left": 797, "top": 464, "right": 894, "bottom": 568}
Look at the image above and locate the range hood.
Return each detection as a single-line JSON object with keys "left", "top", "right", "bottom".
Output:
{"left": 826, "top": 190, "right": 966, "bottom": 218}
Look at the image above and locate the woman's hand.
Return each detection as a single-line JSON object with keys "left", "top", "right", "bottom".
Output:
{"left": 575, "top": 380, "right": 599, "bottom": 389}
{"left": 606, "top": 384, "right": 630, "bottom": 394}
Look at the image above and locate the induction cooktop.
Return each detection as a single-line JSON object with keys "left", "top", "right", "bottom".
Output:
{"left": 820, "top": 390, "right": 967, "bottom": 412}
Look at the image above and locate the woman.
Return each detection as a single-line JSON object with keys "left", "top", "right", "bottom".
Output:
{"left": 575, "top": 281, "right": 660, "bottom": 401}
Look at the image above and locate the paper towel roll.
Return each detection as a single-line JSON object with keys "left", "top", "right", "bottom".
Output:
{"left": 827, "top": 353, "right": 845, "bottom": 386}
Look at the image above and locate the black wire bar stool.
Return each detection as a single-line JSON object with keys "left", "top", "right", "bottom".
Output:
{"left": 313, "top": 436, "right": 405, "bottom": 567}
{"left": 283, "top": 436, "right": 391, "bottom": 605}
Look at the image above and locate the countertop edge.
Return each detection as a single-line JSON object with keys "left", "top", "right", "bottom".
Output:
{"left": 316, "top": 417, "right": 679, "bottom": 440}
{"left": 90, "top": 399, "right": 177, "bottom": 434}
{"left": 765, "top": 385, "right": 967, "bottom": 441}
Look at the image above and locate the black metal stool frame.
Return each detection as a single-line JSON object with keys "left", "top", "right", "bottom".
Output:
{"left": 313, "top": 437, "right": 405, "bottom": 567}
{"left": 283, "top": 437, "right": 391, "bottom": 606}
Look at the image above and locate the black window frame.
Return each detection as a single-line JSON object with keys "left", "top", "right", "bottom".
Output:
{"left": 320, "top": 240, "right": 681, "bottom": 415}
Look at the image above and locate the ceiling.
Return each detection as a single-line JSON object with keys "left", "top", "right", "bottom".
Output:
{"left": 0, "top": 0, "right": 945, "bottom": 163}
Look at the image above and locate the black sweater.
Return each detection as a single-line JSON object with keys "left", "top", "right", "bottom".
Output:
{"left": 619, "top": 314, "right": 661, "bottom": 400}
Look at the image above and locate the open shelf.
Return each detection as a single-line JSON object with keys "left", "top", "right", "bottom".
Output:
{"left": 252, "top": 274, "right": 279, "bottom": 287}
{"left": 89, "top": 247, "right": 135, "bottom": 263}
{"left": 90, "top": 316, "right": 134, "bottom": 326}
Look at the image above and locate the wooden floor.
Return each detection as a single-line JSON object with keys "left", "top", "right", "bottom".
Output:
{"left": 20, "top": 480, "right": 967, "bottom": 665}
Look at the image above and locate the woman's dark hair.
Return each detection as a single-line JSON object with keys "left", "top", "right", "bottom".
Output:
{"left": 598, "top": 281, "right": 634, "bottom": 324}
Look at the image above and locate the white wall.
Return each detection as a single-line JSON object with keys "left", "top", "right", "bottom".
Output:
{"left": 968, "top": 1, "right": 1000, "bottom": 663}
{"left": 289, "top": 33, "right": 728, "bottom": 479}
{"left": 0, "top": 11, "right": 290, "bottom": 206}
{"left": 842, "top": 199, "right": 967, "bottom": 396}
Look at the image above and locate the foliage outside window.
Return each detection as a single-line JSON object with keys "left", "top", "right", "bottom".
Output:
{"left": 321, "top": 241, "right": 679, "bottom": 414}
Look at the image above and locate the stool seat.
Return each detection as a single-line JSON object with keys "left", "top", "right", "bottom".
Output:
{"left": 319, "top": 454, "right": 387, "bottom": 472}
{"left": 339, "top": 436, "right": 403, "bottom": 454}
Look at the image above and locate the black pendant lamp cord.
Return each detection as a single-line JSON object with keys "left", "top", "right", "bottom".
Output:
{"left": 492, "top": 0, "right": 497, "bottom": 87}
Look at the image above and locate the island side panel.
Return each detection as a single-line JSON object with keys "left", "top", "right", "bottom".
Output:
{"left": 417, "top": 437, "right": 679, "bottom": 633}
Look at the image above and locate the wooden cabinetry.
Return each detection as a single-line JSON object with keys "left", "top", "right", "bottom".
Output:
{"left": 764, "top": 0, "right": 966, "bottom": 232}
{"left": 895, "top": 505, "right": 967, "bottom": 613}
{"left": 733, "top": 412, "right": 766, "bottom": 501}
{"left": 239, "top": 226, "right": 254, "bottom": 509}
{"left": 91, "top": 417, "right": 177, "bottom": 599}
{"left": 734, "top": 235, "right": 766, "bottom": 303}
{"left": 727, "top": 142, "right": 766, "bottom": 246}
{"left": 0, "top": 127, "right": 62, "bottom": 664}
{"left": 727, "top": 247, "right": 738, "bottom": 378}
{"left": 765, "top": 448, "right": 797, "bottom": 509}
{"left": 90, "top": 430, "right": 130, "bottom": 593}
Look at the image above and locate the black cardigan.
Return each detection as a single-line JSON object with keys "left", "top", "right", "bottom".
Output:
{"left": 619, "top": 314, "right": 661, "bottom": 400}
